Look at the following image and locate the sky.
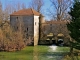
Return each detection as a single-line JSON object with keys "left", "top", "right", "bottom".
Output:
{"left": 0, "top": 0, "right": 52, "bottom": 20}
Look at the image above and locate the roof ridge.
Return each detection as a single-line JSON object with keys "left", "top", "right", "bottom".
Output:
{"left": 10, "top": 8, "right": 40, "bottom": 16}
{"left": 31, "top": 9, "right": 34, "bottom": 15}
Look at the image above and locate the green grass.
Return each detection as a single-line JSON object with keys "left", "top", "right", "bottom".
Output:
{"left": 0, "top": 45, "right": 80, "bottom": 60}
{"left": 0, "top": 46, "right": 34, "bottom": 60}
{"left": 0, "top": 46, "right": 48, "bottom": 60}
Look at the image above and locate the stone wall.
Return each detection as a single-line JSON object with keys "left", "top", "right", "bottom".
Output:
{"left": 10, "top": 15, "right": 34, "bottom": 36}
{"left": 10, "top": 15, "right": 40, "bottom": 46}
{"left": 40, "top": 21, "right": 70, "bottom": 45}
{"left": 34, "top": 15, "right": 39, "bottom": 45}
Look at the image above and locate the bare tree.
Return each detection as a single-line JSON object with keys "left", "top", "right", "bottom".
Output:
{"left": 3, "top": 2, "right": 26, "bottom": 21}
{"left": 4, "top": 6, "right": 10, "bottom": 20}
{"left": 0, "top": 1, "right": 3, "bottom": 22}
{"left": 4, "top": 3, "right": 16, "bottom": 21}
{"left": 29, "top": 0, "right": 44, "bottom": 12}
{"left": 49, "top": 0, "right": 73, "bottom": 20}
{"left": 15, "top": 2, "right": 26, "bottom": 11}
{"left": 21, "top": 3, "right": 26, "bottom": 9}
{"left": 0, "top": 20, "right": 26, "bottom": 51}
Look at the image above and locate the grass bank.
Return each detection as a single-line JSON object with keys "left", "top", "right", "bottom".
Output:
{"left": 0, "top": 46, "right": 48, "bottom": 60}
{"left": 0, "top": 45, "right": 80, "bottom": 60}
{"left": 0, "top": 46, "right": 33, "bottom": 60}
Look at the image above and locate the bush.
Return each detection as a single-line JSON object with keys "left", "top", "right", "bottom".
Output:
{"left": 0, "top": 21, "right": 26, "bottom": 51}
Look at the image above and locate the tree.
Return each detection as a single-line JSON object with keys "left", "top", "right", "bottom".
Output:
{"left": 0, "top": 1, "right": 3, "bottom": 22}
{"left": 16, "top": 2, "right": 26, "bottom": 11}
{"left": 50, "top": 0, "right": 72, "bottom": 20}
{"left": 4, "top": 5, "right": 10, "bottom": 20}
{"left": 67, "top": 0, "right": 80, "bottom": 54}
{"left": 3, "top": 3, "right": 17, "bottom": 21}
{"left": 3, "top": 2, "right": 26, "bottom": 21}
{"left": 21, "top": 3, "right": 26, "bottom": 9}
{"left": 0, "top": 20, "right": 26, "bottom": 51}
{"left": 29, "top": 0, "right": 44, "bottom": 12}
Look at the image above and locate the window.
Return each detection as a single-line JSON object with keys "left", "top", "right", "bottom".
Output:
{"left": 50, "top": 24, "right": 52, "bottom": 30}
{"left": 17, "top": 17, "right": 18, "bottom": 19}
{"left": 27, "top": 28, "right": 28, "bottom": 31}
{"left": 26, "top": 28, "right": 28, "bottom": 37}
{"left": 35, "top": 22, "right": 36, "bottom": 25}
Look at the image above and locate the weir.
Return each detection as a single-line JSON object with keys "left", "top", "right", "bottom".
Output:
{"left": 33, "top": 45, "right": 69, "bottom": 60}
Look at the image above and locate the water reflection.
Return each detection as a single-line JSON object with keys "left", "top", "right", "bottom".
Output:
{"left": 33, "top": 46, "right": 38, "bottom": 60}
{"left": 33, "top": 45, "right": 69, "bottom": 60}
{"left": 47, "top": 45, "right": 69, "bottom": 60}
{"left": 49, "top": 45, "right": 57, "bottom": 51}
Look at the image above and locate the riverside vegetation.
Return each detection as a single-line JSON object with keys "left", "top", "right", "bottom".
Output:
{"left": 0, "top": 20, "right": 32, "bottom": 51}
{"left": 0, "top": 46, "right": 70, "bottom": 60}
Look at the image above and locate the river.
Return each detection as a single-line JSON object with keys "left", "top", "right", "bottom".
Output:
{"left": 33, "top": 45, "right": 70, "bottom": 60}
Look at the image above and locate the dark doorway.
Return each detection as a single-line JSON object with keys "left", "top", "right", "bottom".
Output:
{"left": 57, "top": 39, "right": 64, "bottom": 46}
{"left": 52, "top": 40, "right": 56, "bottom": 45}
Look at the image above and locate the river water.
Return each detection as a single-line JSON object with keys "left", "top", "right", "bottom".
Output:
{"left": 33, "top": 45, "right": 70, "bottom": 60}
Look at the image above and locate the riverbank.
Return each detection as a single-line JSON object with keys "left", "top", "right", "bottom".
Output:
{"left": 0, "top": 45, "right": 79, "bottom": 60}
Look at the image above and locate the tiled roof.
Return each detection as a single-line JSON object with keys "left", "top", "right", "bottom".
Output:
{"left": 10, "top": 8, "right": 40, "bottom": 16}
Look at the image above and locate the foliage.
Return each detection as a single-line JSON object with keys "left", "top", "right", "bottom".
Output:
{"left": 67, "top": 0, "right": 80, "bottom": 50}
{"left": 0, "top": 1, "right": 34, "bottom": 51}
{"left": 0, "top": 21, "right": 25, "bottom": 51}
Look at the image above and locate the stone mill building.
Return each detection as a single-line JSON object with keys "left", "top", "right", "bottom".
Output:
{"left": 10, "top": 8, "right": 70, "bottom": 46}
{"left": 10, "top": 8, "right": 42, "bottom": 46}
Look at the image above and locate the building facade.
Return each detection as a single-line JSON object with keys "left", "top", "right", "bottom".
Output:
{"left": 10, "top": 9, "right": 40, "bottom": 46}
{"left": 40, "top": 20, "right": 70, "bottom": 45}
{"left": 10, "top": 9, "right": 70, "bottom": 46}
